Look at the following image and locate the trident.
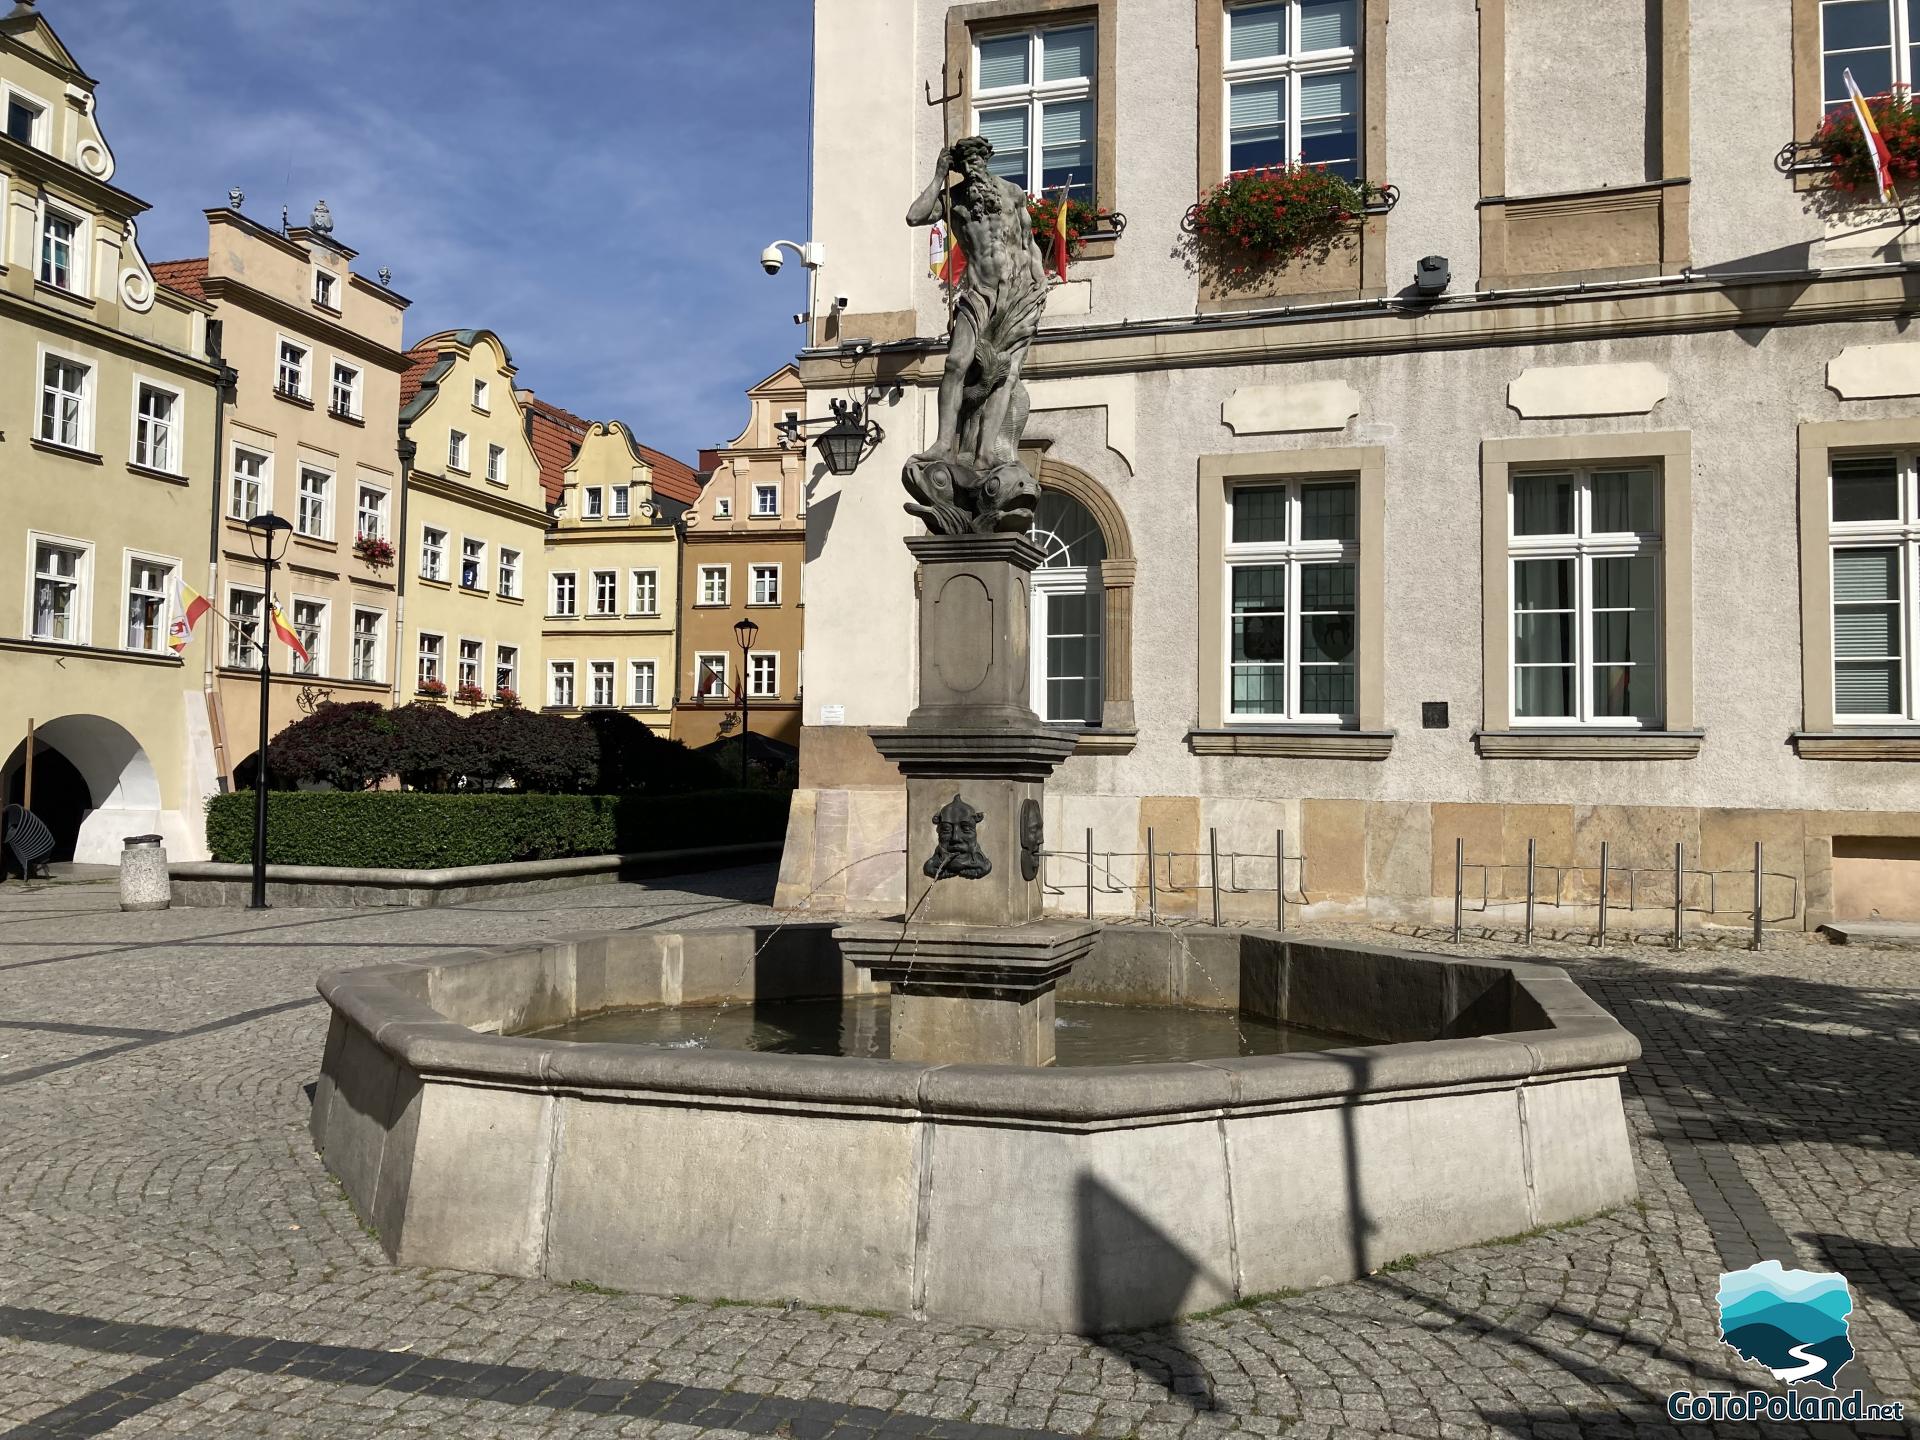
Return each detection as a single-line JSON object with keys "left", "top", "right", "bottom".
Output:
{"left": 925, "top": 62, "right": 964, "bottom": 329}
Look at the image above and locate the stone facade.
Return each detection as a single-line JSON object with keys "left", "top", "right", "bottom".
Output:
{"left": 672, "top": 366, "right": 807, "bottom": 752}
{"left": 782, "top": 0, "right": 1920, "bottom": 929}
{"left": 0, "top": 6, "right": 223, "bottom": 861}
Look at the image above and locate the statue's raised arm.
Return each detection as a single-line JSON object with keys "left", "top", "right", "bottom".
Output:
{"left": 900, "top": 135, "right": 1049, "bottom": 536}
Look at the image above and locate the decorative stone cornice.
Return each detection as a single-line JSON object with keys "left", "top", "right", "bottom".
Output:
{"left": 1791, "top": 730, "right": 1920, "bottom": 760}
{"left": 1187, "top": 728, "right": 1394, "bottom": 759}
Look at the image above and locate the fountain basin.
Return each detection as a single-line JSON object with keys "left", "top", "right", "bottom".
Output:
{"left": 311, "top": 925, "right": 1639, "bottom": 1332}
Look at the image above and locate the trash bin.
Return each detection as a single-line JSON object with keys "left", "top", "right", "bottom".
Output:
{"left": 120, "top": 833, "right": 171, "bottom": 912}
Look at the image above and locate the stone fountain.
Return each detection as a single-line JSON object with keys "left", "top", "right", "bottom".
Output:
{"left": 305, "top": 133, "right": 1643, "bottom": 1332}
{"left": 835, "top": 134, "right": 1098, "bottom": 1066}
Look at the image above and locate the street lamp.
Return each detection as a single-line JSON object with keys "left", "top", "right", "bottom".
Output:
{"left": 242, "top": 511, "right": 294, "bottom": 910}
{"left": 775, "top": 397, "right": 885, "bottom": 477}
{"left": 732, "top": 616, "right": 759, "bottom": 788}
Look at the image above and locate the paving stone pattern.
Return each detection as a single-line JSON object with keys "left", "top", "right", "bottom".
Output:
{"left": 0, "top": 871, "right": 1915, "bottom": 1438}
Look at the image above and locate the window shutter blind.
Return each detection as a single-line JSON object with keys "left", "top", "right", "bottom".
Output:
{"left": 1299, "top": 70, "right": 1354, "bottom": 120}
{"left": 1833, "top": 547, "right": 1899, "bottom": 603}
{"left": 1300, "top": 0, "right": 1356, "bottom": 51}
{"left": 1228, "top": 78, "right": 1284, "bottom": 133}
{"left": 1042, "top": 26, "right": 1094, "bottom": 81}
{"left": 1835, "top": 662, "right": 1899, "bottom": 712}
{"left": 1228, "top": 5, "right": 1286, "bottom": 61}
{"left": 976, "top": 34, "right": 1029, "bottom": 89}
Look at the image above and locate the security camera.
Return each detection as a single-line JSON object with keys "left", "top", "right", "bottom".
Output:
{"left": 832, "top": 294, "right": 850, "bottom": 312}
{"left": 791, "top": 312, "right": 810, "bottom": 326}
{"left": 760, "top": 245, "right": 784, "bottom": 276}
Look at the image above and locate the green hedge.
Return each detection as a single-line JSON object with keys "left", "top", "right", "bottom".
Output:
{"left": 205, "top": 789, "right": 792, "bottom": 869}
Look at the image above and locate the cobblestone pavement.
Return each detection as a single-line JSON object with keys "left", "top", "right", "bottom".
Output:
{"left": 0, "top": 871, "right": 1915, "bottom": 1439}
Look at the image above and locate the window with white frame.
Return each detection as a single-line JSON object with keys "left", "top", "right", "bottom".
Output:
{"left": 355, "top": 483, "right": 388, "bottom": 540}
{"left": 699, "top": 564, "right": 729, "bottom": 605}
{"left": 631, "top": 568, "right": 659, "bottom": 615}
{"left": 39, "top": 203, "right": 79, "bottom": 291}
{"left": 5, "top": 89, "right": 46, "bottom": 148}
{"left": 420, "top": 526, "right": 447, "bottom": 581}
{"left": 1820, "top": 0, "right": 1920, "bottom": 111}
{"left": 226, "top": 586, "right": 263, "bottom": 666}
{"left": 133, "top": 382, "right": 179, "bottom": 472}
{"left": 591, "top": 569, "right": 617, "bottom": 615}
{"left": 486, "top": 443, "right": 504, "bottom": 483}
{"left": 498, "top": 547, "right": 521, "bottom": 597}
{"left": 39, "top": 352, "right": 89, "bottom": 449}
{"left": 611, "top": 485, "right": 630, "bottom": 517}
{"left": 589, "top": 660, "right": 616, "bottom": 708}
{"left": 551, "top": 570, "right": 577, "bottom": 616}
{"left": 750, "top": 563, "right": 781, "bottom": 606}
{"left": 448, "top": 429, "right": 469, "bottom": 471}
{"left": 695, "top": 652, "right": 728, "bottom": 700}
{"left": 973, "top": 22, "right": 1096, "bottom": 199}
{"left": 715, "top": 496, "right": 732, "bottom": 519}
{"left": 1829, "top": 451, "right": 1920, "bottom": 720}
{"left": 296, "top": 467, "right": 330, "bottom": 538}
{"left": 584, "top": 486, "right": 604, "bottom": 518}
{"left": 752, "top": 482, "right": 779, "bottom": 517}
{"left": 1508, "top": 466, "right": 1663, "bottom": 726}
{"left": 1223, "top": 1, "right": 1361, "bottom": 178}
{"left": 630, "top": 659, "right": 656, "bottom": 708}
{"left": 276, "top": 339, "right": 309, "bottom": 399}
{"left": 495, "top": 644, "right": 519, "bottom": 696}
{"left": 30, "top": 538, "right": 88, "bottom": 643}
{"left": 125, "top": 555, "right": 172, "bottom": 653}
{"left": 458, "top": 638, "right": 483, "bottom": 692}
{"left": 1224, "top": 478, "right": 1359, "bottom": 722}
{"left": 417, "top": 632, "right": 444, "bottom": 689}
{"left": 290, "top": 598, "right": 324, "bottom": 675}
{"left": 313, "top": 269, "right": 338, "bottom": 310}
{"left": 550, "top": 660, "right": 576, "bottom": 708}
{"left": 351, "top": 607, "right": 383, "bottom": 682}
{"left": 749, "top": 651, "right": 779, "bottom": 698}
{"left": 461, "top": 537, "right": 485, "bottom": 590}
{"left": 1030, "top": 490, "right": 1106, "bottom": 725}
{"left": 230, "top": 446, "right": 269, "bottom": 520}
{"left": 472, "top": 377, "right": 490, "bottom": 411}
{"left": 330, "top": 361, "right": 361, "bottom": 418}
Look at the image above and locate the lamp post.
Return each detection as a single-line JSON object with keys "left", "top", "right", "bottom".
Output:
{"left": 732, "top": 616, "right": 759, "bottom": 788}
{"left": 242, "top": 512, "right": 294, "bottom": 909}
{"left": 775, "top": 397, "right": 884, "bottom": 477}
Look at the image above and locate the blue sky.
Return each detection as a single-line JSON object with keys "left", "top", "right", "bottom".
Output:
{"left": 68, "top": 0, "right": 813, "bottom": 462}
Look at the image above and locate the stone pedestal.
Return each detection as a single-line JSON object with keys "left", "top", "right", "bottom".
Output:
{"left": 119, "top": 833, "right": 170, "bottom": 912}
{"left": 840, "top": 533, "right": 1093, "bottom": 1066}
{"left": 836, "top": 919, "right": 1097, "bottom": 1066}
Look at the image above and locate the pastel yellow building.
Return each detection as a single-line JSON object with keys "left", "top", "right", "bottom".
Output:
{"left": 0, "top": 3, "right": 221, "bottom": 861}
{"left": 540, "top": 421, "right": 687, "bottom": 731}
{"left": 153, "top": 207, "right": 411, "bottom": 781}
{"left": 397, "top": 330, "right": 547, "bottom": 708}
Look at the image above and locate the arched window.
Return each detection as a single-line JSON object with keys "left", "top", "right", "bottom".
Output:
{"left": 1029, "top": 489, "right": 1105, "bottom": 724}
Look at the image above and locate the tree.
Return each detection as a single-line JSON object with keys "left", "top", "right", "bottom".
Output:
{"left": 265, "top": 702, "right": 395, "bottom": 790}
{"left": 388, "top": 702, "right": 469, "bottom": 791}
{"left": 462, "top": 708, "right": 598, "bottom": 793}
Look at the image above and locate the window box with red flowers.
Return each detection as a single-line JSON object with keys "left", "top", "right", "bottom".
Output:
{"left": 354, "top": 533, "right": 395, "bottom": 568}
{"left": 454, "top": 682, "right": 488, "bottom": 707}
{"left": 1026, "top": 194, "right": 1126, "bottom": 273}
{"left": 1181, "top": 165, "right": 1397, "bottom": 306}
{"left": 493, "top": 687, "right": 521, "bottom": 710}
{"left": 416, "top": 678, "right": 447, "bottom": 701}
{"left": 1782, "top": 86, "right": 1920, "bottom": 199}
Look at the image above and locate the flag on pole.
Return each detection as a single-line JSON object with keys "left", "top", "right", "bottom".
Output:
{"left": 165, "top": 572, "right": 210, "bottom": 653}
{"left": 1051, "top": 190, "right": 1071, "bottom": 279}
{"left": 931, "top": 220, "right": 965, "bottom": 285}
{"left": 270, "top": 601, "right": 310, "bottom": 666}
{"left": 1845, "top": 67, "right": 1897, "bottom": 204}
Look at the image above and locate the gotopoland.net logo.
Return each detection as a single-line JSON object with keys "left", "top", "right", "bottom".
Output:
{"left": 1665, "top": 1260, "right": 1905, "bottom": 1424}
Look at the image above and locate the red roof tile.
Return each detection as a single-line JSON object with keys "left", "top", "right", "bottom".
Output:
{"left": 525, "top": 399, "right": 588, "bottom": 506}
{"left": 632, "top": 442, "right": 700, "bottom": 506}
{"left": 398, "top": 342, "right": 441, "bottom": 409}
{"left": 149, "top": 258, "right": 208, "bottom": 302}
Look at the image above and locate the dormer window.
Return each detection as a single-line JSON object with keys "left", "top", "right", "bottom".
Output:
{"left": 472, "top": 378, "right": 490, "bottom": 412}
{"left": 5, "top": 89, "right": 46, "bottom": 149}
{"left": 313, "top": 270, "right": 339, "bottom": 310}
{"left": 715, "top": 496, "right": 733, "bottom": 519}
{"left": 584, "top": 486, "right": 604, "bottom": 518}
{"left": 448, "top": 430, "right": 469, "bottom": 472}
{"left": 611, "top": 485, "right": 630, "bottom": 517}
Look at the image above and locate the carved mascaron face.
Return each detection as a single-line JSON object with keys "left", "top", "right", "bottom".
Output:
{"left": 925, "top": 793, "right": 992, "bottom": 881}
